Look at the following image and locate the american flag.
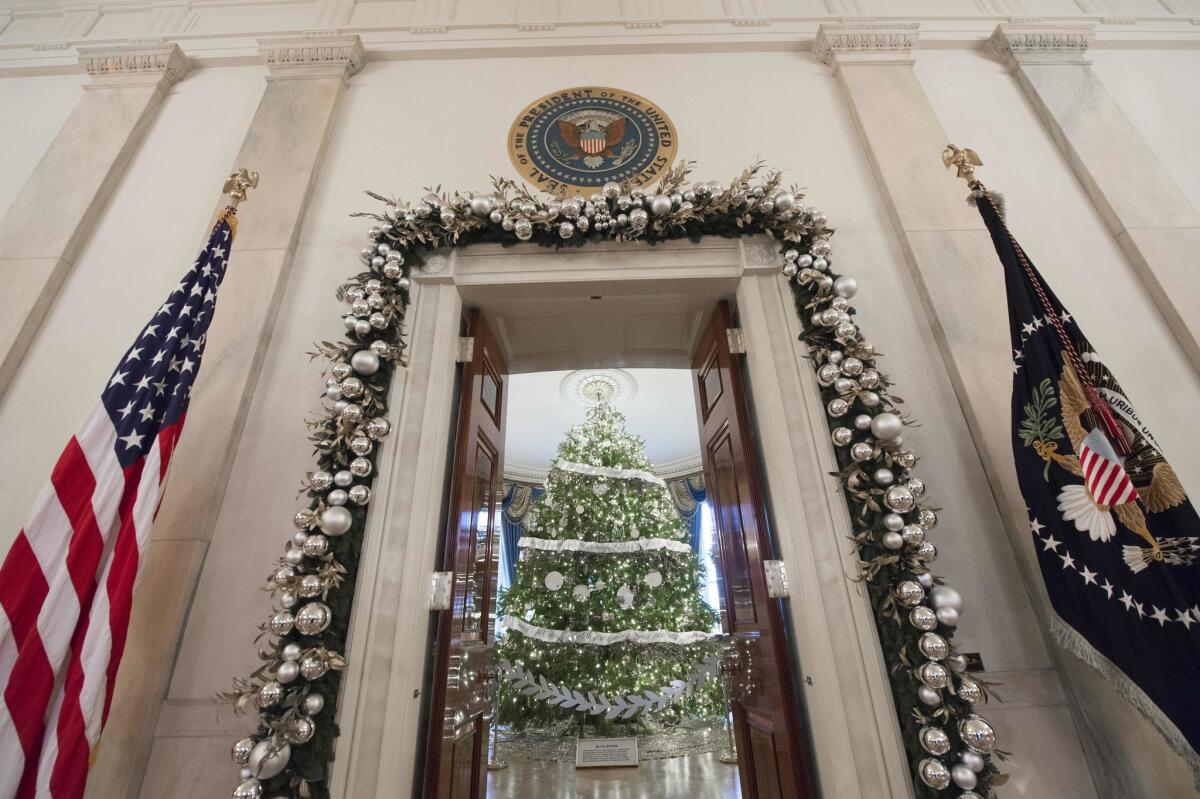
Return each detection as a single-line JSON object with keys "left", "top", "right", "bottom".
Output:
{"left": 0, "top": 210, "right": 235, "bottom": 798}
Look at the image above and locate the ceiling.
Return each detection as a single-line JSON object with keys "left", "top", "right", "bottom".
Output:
{"left": 504, "top": 368, "right": 701, "bottom": 481}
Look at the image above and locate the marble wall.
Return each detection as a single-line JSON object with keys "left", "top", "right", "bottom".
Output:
{"left": 1, "top": 3, "right": 1199, "bottom": 797}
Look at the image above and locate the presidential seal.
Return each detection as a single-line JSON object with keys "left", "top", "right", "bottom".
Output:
{"left": 508, "top": 87, "right": 678, "bottom": 196}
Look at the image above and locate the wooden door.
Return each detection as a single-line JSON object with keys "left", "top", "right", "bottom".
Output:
{"left": 423, "top": 310, "right": 508, "bottom": 799}
{"left": 691, "top": 301, "right": 816, "bottom": 799}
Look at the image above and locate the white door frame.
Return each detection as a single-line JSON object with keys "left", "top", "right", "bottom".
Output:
{"left": 330, "top": 235, "right": 913, "bottom": 798}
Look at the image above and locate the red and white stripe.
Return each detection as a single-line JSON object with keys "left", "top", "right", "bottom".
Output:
{"left": 1079, "top": 427, "right": 1138, "bottom": 508}
{"left": 0, "top": 406, "right": 181, "bottom": 798}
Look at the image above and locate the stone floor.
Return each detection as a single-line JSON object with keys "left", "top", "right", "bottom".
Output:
{"left": 486, "top": 751, "right": 742, "bottom": 799}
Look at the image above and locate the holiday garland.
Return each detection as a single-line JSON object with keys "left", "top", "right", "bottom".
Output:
{"left": 224, "top": 161, "right": 1005, "bottom": 798}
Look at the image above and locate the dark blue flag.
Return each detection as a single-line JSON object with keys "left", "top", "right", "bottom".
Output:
{"left": 974, "top": 190, "right": 1200, "bottom": 772}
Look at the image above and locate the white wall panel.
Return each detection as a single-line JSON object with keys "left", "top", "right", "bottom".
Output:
{"left": 0, "top": 73, "right": 83, "bottom": 221}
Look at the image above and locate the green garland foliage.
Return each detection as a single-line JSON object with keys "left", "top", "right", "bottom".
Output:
{"left": 224, "top": 161, "right": 1004, "bottom": 799}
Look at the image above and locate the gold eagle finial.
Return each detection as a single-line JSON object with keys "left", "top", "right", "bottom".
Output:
{"left": 942, "top": 144, "right": 983, "bottom": 184}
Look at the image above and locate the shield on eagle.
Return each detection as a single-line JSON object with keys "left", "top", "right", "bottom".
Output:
{"left": 557, "top": 109, "right": 627, "bottom": 166}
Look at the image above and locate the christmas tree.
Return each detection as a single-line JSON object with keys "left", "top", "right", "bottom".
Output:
{"left": 497, "top": 403, "right": 722, "bottom": 731}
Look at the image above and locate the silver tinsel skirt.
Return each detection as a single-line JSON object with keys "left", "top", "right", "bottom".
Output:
{"left": 497, "top": 718, "right": 726, "bottom": 762}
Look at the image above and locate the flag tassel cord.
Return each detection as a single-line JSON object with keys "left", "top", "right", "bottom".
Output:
{"left": 941, "top": 145, "right": 1133, "bottom": 457}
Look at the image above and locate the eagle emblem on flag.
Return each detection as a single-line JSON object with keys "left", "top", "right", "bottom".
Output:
{"left": 1026, "top": 352, "right": 1192, "bottom": 572}
{"left": 557, "top": 110, "right": 628, "bottom": 168}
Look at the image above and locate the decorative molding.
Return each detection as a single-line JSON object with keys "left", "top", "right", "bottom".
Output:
{"left": 76, "top": 41, "right": 189, "bottom": 87}
{"left": 811, "top": 22, "right": 920, "bottom": 67}
{"left": 258, "top": 33, "right": 365, "bottom": 78}
{"left": 986, "top": 22, "right": 1095, "bottom": 70}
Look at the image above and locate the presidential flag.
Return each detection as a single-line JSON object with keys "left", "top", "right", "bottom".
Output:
{"left": 0, "top": 208, "right": 237, "bottom": 798}
{"left": 974, "top": 189, "right": 1200, "bottom": 771}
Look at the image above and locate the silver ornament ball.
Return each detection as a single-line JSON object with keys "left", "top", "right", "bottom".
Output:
{"left": 960, "top": 751, "right": 986, "bottom": 773}
{"left": 850, "top": 442, "right": 874, "bottom": 462}
{"left": 281, "top": 642, "right": 302, "bottom": 662}
{"left": 952, "top": 764, "right": 978, "bottom": 790}
{"left": 350, "top": 436, "right": 373, "bottom": 456}
{"left": 958, "top": 715, "right": 998, "bottom": 754}
{"left": 320, "top": 506, "right": 353, "bottom": 536}
{"left": 919, "top": 726, "right": 951, "bottom": 756}
{"left": 895, "top": 580, "right": 924, "bottom": 607}
{"left": 833, "top": 276, "right": 858, "bottom": 298}
{"left": 333, "top": 470, "right": 353, "bottom": 487}
{"left": 276, "top": 660, "right": 300, "bottom": 684}
{"left": 310, "top": 471, "right": 333, "bottom": 492}
{"left": 883, "top": 485, "right": 916, "bottom": 512}
{"left": 302, "top": 534, "right": 329, "bottom": 557}
{"left": 233, "top": 779, "right": 263, "bottom": 799}
{"left": 869, "top": 412, "right": 903, "bottom": 442}
{"left": 854, "top": 414, "right": 872, "bottom": 431}
{"left": 349, "top": 485, "right": 371, "bottom": 505}
{"left": 303, "top": 692, "right": 325, "bottom": 715}
{"left": 930, "top": 585, "right": 964, "bottom": 613}
{"left": 909, "top": 606, "right": 938, "bottom": 631}
{"left": 248, "top": 739, "right": 291, "bottom": 780}
{"left": 268, "top": 611, "right": 294, "bottom": 636}
{"left": 256, "top": 681, "right": 284, "bottom": 709}
{"left": 957, "top": 676, "right": 982, "bottom": 704}
{"left": 325, "top": 489, "right": 348, "bottom": 507}
{"left": 232, "top": 736, "right": 256, "bottom": 765}
{"left": 902, "top": 524, "right": 925, "bottom": 546}
{"left": 882, "top": 531, "right": 904, "bottom": 550}
{"left": 300, "top": 653, "right": 330, "bottom": 680}
{"left": 286, "top": 716, "right": 316, "bottom": 745}
{"left": 831, "top": 427, "right": 853, "bottom": 446}
{"left": 918, "top": 685, "right": 942, "bottom": 707}
{"left": 919, "top": 758, "right": 952, "bottom": 790}
{"left": 883, "top": 513, "right": 905, "bottom": 531}
{"left": 936, "top": 606, "right": 960, "bottom": 627}
{"left": 295, "top": 602, "right": 332, "bottom": 635}
{"left": 351, "top": 350, "right": 380, "bottom": 376}
{"left": 918, "top": 662, "right": 951, "bottom": 689}
{"left": 827, "top": 398, "right": 850, "bottom": 418}
{"left": 873, "top": 468, "right": 895, "bottom": 486}
{"left": 350, "top": 457, "right": 372, "bottom": 477}
{"left": 366, "top": 416, "right": 391, "bottom": 440}
{"left": 918, "top": 632, "right": 949, "bottom": 660}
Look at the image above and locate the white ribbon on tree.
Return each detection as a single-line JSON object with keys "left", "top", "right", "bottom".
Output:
{"left": 499, "top": 655, "right": 721, "bottom": 720}
{"left": 553, "top": 459, "right": 666, "bottom": 488}
{"left": 518, "top": 536, "right": 692, "bottom": 555}
{"left": 503, "top": 615, "right": 718, "bottom": 647}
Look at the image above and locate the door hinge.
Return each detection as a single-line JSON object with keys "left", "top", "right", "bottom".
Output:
{"left": 456, "top": 337, "right": 475, "bottom": 363}
{"left": 430, "top": 571, "right": 453, "bottom": 610}
{"left": 763, "top": 559, "right": 789, "bottom": 598}
{"left": 726, "top": 328, "right": 746, "bottom": 354}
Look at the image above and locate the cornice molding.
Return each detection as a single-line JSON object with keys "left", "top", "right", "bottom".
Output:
{"left": 812, "top": 22, "right": 920, "bottom": 67}
{"left": 986, "top": 22, "right": 1095, "bottom": 70}
{"left": 258, "top": 33, "right": 365, "bottom": 78}
{"left": 76, "top": 40, "right": 188, "bottom": 87}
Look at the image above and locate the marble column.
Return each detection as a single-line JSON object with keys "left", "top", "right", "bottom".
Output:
{"left": 814, "top": 21, "right": 1197, "bottom": 798}
{"left": 0, "top": 42, "right": 188, "bottom": 403}
{"left": 987, "top": 23, "right": 1200, "bottom": 373}
{"left": 85, "top": 35, "right": 365, "bottom": 799}
{"left": 811, "top": 22, "right": 1110, "bottom": 798}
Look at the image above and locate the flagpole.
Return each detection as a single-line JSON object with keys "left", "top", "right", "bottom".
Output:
{"left": 941, "top": 144, "right": 1133, "bottom": 456}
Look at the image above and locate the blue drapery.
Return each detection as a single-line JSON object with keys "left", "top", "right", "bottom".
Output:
{"left": 500, "top": 483, "right": 543, "bottom": 588}
{"left": 673, "top": 477, "right": 707, "bottom": 553}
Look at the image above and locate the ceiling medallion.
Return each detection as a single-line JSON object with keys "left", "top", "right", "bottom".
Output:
{"left": 559, "top": 369, "right": 638, "bottom": 408}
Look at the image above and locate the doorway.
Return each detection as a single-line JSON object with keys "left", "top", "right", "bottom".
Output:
{"left": 331, "top": 238, "right": 909, "bottom": 799}
{"left": 423, "top": 297, "right": 816, "bottom": 798}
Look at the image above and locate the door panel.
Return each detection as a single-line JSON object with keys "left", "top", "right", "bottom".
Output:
{"left": 424, "top": 310, "right": 508, "bottom": 799}
{"left": 691, "top": 301, "right": 816, "bottom": 799}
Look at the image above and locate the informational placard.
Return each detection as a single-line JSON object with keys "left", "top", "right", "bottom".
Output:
{"left": 575, "top": 737, "right": 639, "bottom": 768}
